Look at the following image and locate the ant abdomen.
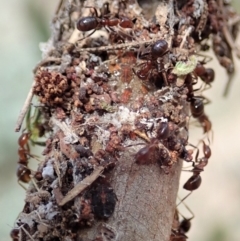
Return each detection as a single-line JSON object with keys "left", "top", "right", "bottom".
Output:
{"left": 135, "top": 144, "right": 156, "bottom": 165}
{"left": 179, "top": 218, "right": 191, "bottom": 233}
{"left": 151, "top": 40, "right": 168, "bottom": 59}
{"left": 10, "top": 228, "right": 19, "bottom": 241}
{"left": 200, "top": 68, "right": 215, "bottom": 84}
{"left": 190, "top": 98, "right": 204, "bottom": 118}
{"left": 183, "top": 174, "right": 202, "bottom": 191}
{"left": 17, "top": 164, "right": 31, "bottom": 183}
{"left": 77, "top": 17, "right": 98, "bottom": 32}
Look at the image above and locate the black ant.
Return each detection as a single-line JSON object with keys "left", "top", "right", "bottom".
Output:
{"left": 133, "top": 40, "right": 169, "bottom": 86}
{"left": 76, "top": 6, "right": 134, "bottom": 40}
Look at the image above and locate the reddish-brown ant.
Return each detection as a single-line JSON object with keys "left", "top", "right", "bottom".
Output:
{"left": 198, "top": 114, "right": 212, "bottom": 134}
{"left": 212, "top": 34, "right": 235, "bottom": 96}
{"left": 133, "top": 40, "right": 168, "bottom": 85}
{"left": 192, "top": 140, "right": 211, "bottom": 172}
{"left": 135, "top": 138, "right": 171, "bottom": 170}
{"left": 17, "top": 132, "right": 40, "bottom": 188}
{"left": 170, "top": 207, "right": 191, "bottom": 241}
{"left": 17, "top": 133, "right": 32, "bottom": 184}
{"left": 194, "top": 62, "right": 215, "bottom": 86}
{"left": 179, "top": 140, "right": 211, "bottom": 205}
{"left": 77, "top": 6, "right": 134, "bottom": 40}
{"left": 183, "top": 172, "right": 202, "bottom": 191}
{"left": 135, "top": 139, "right": 159, "bottom": 165}
{"left": 178, "top": 199, "right": 195, "bottom": 235}
{"left": 10, "top": 228, "right": 19, "bottom": 241}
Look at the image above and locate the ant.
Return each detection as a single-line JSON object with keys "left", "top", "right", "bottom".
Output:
{"left": 212, "top": 34, "right": 234, "bottom": 96}
{"left": 179, "top": 140, "right": 211, "bottom": 204}
{"left": 10, "top": 227, "right": 20, "bottom": 241}
{"left": 198, "top": 114, "right": 212, "bottom": 134}
{"left": 135, "top": 119, "right": 170, "bottom": 165}
{"left": 194, "top": 62, "right": 215, "bottom": 87}
{"left": 178, "top": 198, "right": 195, "bottom": 234}
{"left": 17, "top": 132, "right": 32, "bottom": 185}
{"left": 170, "top": 208, "right": 190, "bottom": 241}
{"left": 192, "top": 140, "right": 211, "bottom": 172}
{"left": 17, "top": 132, "right": 41, "bottom": 189}
{"left": 135, "top": 137, "right": 171, "bottom": 170}
{"left": 185, "top": 74, "right": 212, "bottom": 135}
{"left": 133, "top": 40, "right": 169, "bottom": 86}
{"left": 76, "top": 5, "right": 134, "bottom": 40}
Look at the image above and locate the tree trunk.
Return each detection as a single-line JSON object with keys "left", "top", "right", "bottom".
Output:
{"left": 12, "top": 0, "right": 240, "bottom": 240}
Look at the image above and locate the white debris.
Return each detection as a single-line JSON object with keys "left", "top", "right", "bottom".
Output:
{"left": 42, "top": 160, "right": 55, "bottom": 179}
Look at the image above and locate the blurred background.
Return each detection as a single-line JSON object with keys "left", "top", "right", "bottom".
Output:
{"left": 0, "top": 0, "right": 240, "bottom": 240}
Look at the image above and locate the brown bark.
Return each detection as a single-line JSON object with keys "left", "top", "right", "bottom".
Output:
{"left": 78, "top": 156, "right": 182, "bottom": 241}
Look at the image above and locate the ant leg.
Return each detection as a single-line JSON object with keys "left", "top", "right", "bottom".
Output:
{"left": 137, "top": 44, "right": 146, "bottom": 60}
{"left": 20, "top": 225, "right": 35, "bottom": 241}
{"left": 101, "top": 2, "right": 110, "bottom": 16}
{"left": 30, "top": 174, "right": 40, "bottom": 192}
{"left": 77, "top": 29, "right": 97, "bottom": 42}
{"left": 132, "top": 62, "right": 149, "bottom": 80}
{"left": 177, "top": 196, "right": 195, "bottom": 220}
{"left": 187, "top": 143, "right": 199, "bottom": 161}
{"left": 117, "top": 28, "right": 136, "bottom": 41}
{"left": 196, "top": 53, "right": 213, "bottom": 63}
{"left": 177, "top": 192, "right": 192, "bottom": 207}
{"left": 18, "top": 180, "right": 27, "bottom": 190}
{"left": 162, "top": 71, "right": 169, "bottom": 86}
{"left": 156, "top": 58, "right": 168, "bottom": 86}
{"left": 28, "top": 153, "right": 41, "bottom": 162}
{"left": 202, "top": 95, "right": 211, "bottom": 105}
{"left": 176, "top": 206, "right": 193, "bottom": 234}
{"left": 31, "top": 140, "right": 46, "bottom": 147}
{"left": 223, "top": 73, "right": 234, "bottom": 97}
{"left": 84, "top": 6, "right": 99, "bottom": 17}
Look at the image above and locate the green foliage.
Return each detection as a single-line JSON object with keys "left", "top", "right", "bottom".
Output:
{"left": 206, "top": 225, "right": 228, "bottom": 241}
